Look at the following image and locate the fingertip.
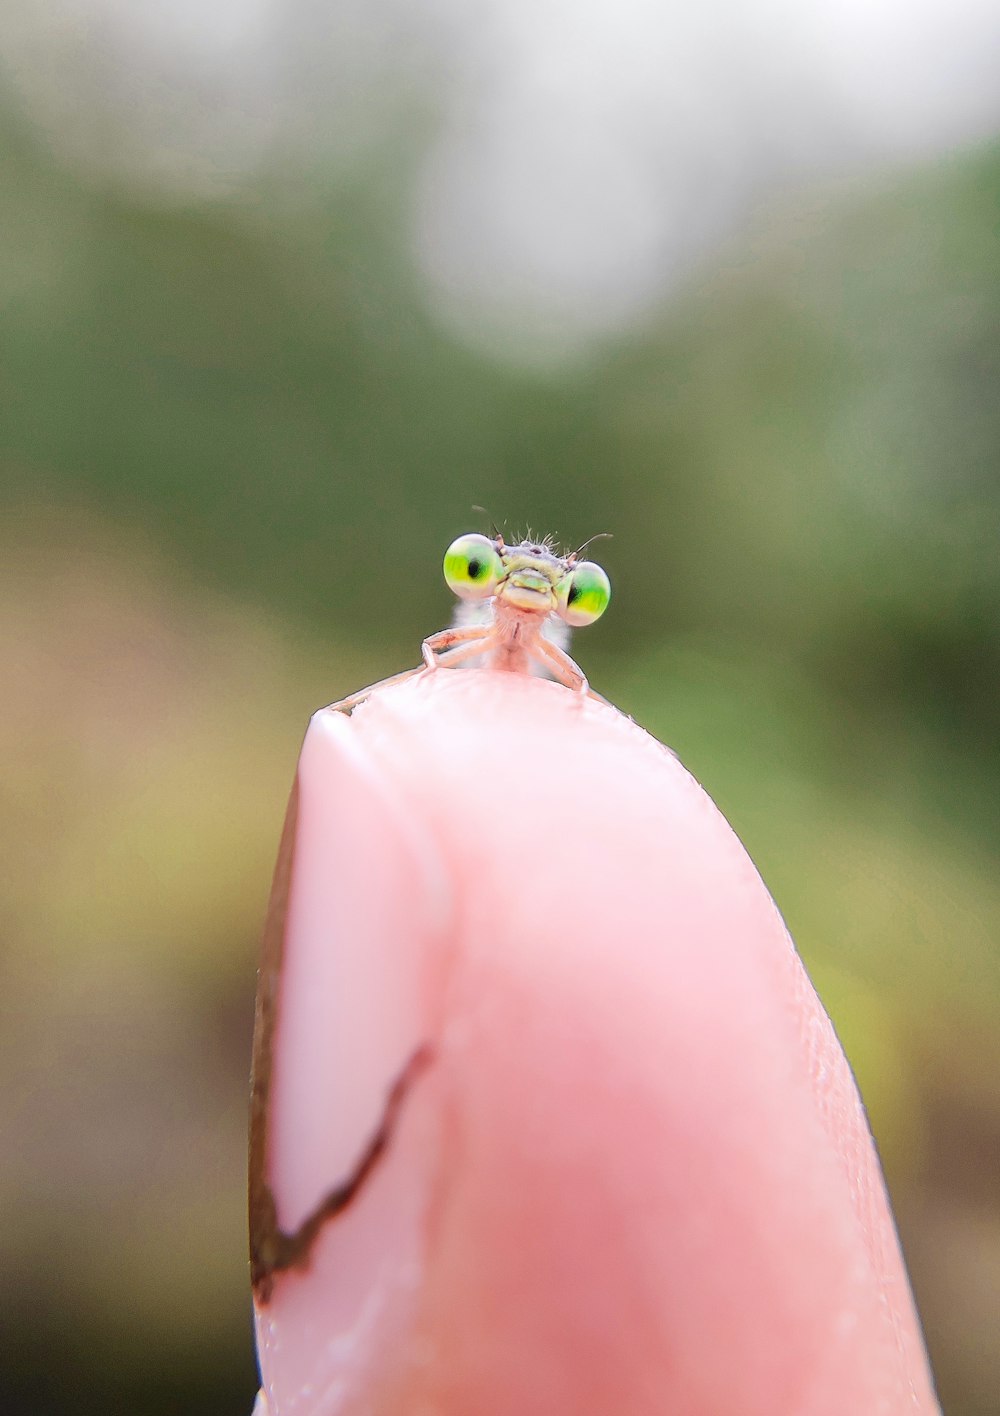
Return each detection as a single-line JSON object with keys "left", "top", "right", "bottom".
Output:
{"left": 256, "top": 669, "right": 939, "bottom": 1415}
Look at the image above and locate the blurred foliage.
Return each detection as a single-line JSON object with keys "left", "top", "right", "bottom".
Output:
{"left": 1, "top": 81, "right": 999, "bottom": 1416}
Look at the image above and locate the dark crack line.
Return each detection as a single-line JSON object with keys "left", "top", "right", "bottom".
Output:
{"left": 251, "top": 1043, "right": 433, "bottom": 1301}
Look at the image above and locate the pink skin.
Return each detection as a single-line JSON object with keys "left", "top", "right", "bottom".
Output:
{"left": 253, "top": 668, "right": 940, "bottom": 1416}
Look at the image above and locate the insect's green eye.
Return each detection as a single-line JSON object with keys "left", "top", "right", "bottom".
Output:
{"left": 556, "top": 560, "right": 611, "bottom": 627}
{"left": 443, "top": 533, "right": 503, "bottom": 600}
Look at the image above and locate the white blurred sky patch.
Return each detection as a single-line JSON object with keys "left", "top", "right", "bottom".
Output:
{"left": 414, "top": 0, "right": 1000, "bottom": 359}
{"left": 2, "top": 0, "right": 999, "bottom": 361}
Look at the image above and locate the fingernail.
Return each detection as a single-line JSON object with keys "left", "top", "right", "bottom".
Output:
{"left": 251, "top": 707, "right": 449, "bottom": 1415}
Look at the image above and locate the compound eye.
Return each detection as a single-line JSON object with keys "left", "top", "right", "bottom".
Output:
{"left": 443, "top": 534, "right": 503, "bottom": 600}
{"left": 556, "top": 560, "right": 611, "bottom": 626}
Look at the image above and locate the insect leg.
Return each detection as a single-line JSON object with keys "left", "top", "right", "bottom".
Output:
{"left": 325, "top": 665, "right": 424, "bottom": 716}
{"left": 422, "top": 626, "right": 491, "bottom": 670}
{"left": 533, "top": 635, "right": 589, "bottom": 696}
{"left": 325, "top": 629, "right": 494, "bottom": 716}
{"left": 431, "top": 636, "right": 500, "bottom": 672}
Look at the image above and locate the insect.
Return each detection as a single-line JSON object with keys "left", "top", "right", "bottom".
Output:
{"left": 331, "top": 531, "right": 612, "bottom": 715}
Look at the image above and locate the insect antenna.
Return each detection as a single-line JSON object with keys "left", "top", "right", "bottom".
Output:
{"left": 567, "top": 531, "right": 612, "bottom": 563}
{"left": 471, "top": 504, "right": 504, "bottom": 547}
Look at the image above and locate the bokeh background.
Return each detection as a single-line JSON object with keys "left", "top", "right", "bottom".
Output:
{"left": 2, "top": 1, "right": 998, "bottom": 1411}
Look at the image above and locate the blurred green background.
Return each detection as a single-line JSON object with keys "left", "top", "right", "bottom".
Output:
{"left": 1, "top": 4, "right": 998, "bottom": 1412}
